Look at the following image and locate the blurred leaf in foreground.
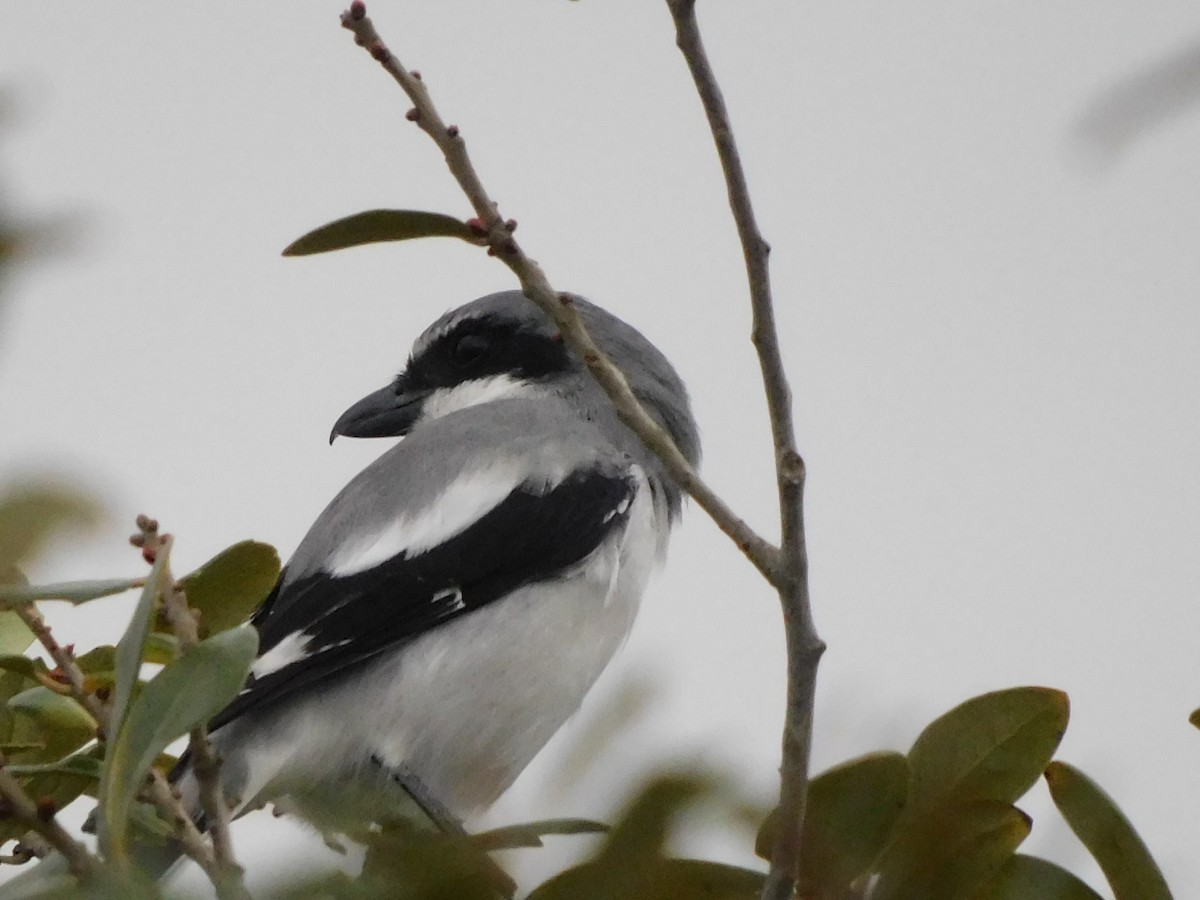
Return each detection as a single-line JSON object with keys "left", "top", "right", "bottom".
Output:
{"left": 975, "top": 853, "right": 1106, "bottom": 899}
{"left": 0, "top": 483, "right": 98, "bottom": 573}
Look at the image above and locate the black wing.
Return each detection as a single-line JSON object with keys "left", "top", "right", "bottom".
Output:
{"left": 211, "top": 470, "right": 635, "bottom": 731}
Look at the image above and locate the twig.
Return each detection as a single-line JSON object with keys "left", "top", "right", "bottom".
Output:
{"left": 139, "top": 521, "right": 250, "bottom": 900}
{"left": 0, "top": 752, "right": 100, "bottom": 879}
{"left": 338, "top": 2, "right": 781, "bottom": 584}
{"left": 11, "top": 603, "right": 107, "bottom": 725}
{"left": 663, "top": 2, "right": 824, "bottom": 897}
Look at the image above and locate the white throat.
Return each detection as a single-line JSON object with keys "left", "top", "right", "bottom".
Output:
{"left": 417, "top": 374, "right": 541, "bottom": 424}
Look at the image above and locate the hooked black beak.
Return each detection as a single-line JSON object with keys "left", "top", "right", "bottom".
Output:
{"left": 329, "top": 383, "right": 432, "bottom": 444}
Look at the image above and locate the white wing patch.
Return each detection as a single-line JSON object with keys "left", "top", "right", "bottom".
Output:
{"left": 327, "top": 461, "right": 531, "bottom": 577}
{"left": 433, "top": 586, "right": 465, "bottom": 613}
{"left": 418, "top": 374, "right": 540, "bottom": 424}
{"left": 251, "top": 630, "right": 312, "bottom": 679}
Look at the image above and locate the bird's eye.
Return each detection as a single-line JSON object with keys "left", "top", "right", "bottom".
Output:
{"left": 452, "top": 334, "right": 490, "bottom": 366}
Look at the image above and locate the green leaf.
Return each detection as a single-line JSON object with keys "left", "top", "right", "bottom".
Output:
{"left": 108, "top": 539, "right": 173, "bottom": 742}
{"left": 756, "top": 751, "right": 908, "bottom": 892}
{"left": 0, "top": 577, "right": 143, "bottom": 607}
{"left": 525, "top": 776, "right": 732, "bottom": 900}
{"left": 282, "top": 209, "right": 479, "bottom": 256}
{"left": 0, "top": 568, "right": 34, "bottom": 655}
{"left": 99, "top": 626, "right": 258, "bottom": 860}
{"left": 6, "top": 686, "right": 96, "bottom": 761}
{"left": 528, "top": 859, "right": 765, "bottom": 900}
{"left": 0, "top": 483, "right": 97, "bottom": 571}
{"left": 141, "top": 632, "right": 178, "bottom": 665}
{"left": 7, "top": 750, "right": 103, "bottom": 781}
{"left": 470, "top": 818, "right": 608, "bottom": 851}
{"left": 0, "top": 654, "right": 48, "bottom": 679}
{"left": 1044, "top": 761, "right": 1172, "bottom": 900}
{"left": 127, "top": 800, "right": 173, "bottom": 844}
{"left": 908, "top": 687, "right": 1069, "bottom": 812}
{"left": 872, "top": 800, "right": 1031, "bottom": 900}
{"left": 0, "top": 611, "right": 34, "bottom": 655}
{"left": 173, "top": 540, "right": 280, "bottom": 637}
{"left": 975, "top": 854, "right": 1105, "bottom": 899}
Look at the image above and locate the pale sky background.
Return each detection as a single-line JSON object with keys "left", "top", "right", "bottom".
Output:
{"left": 3, "top": 1, "right": 1200, "bottom": 896}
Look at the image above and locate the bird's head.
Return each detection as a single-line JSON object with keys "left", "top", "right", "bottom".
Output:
{"left": 330, "top": 291, "right": 701, "bottom": 470}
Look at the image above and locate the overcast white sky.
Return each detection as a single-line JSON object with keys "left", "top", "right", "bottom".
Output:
{"left": 3, "top": 1, "right": 1200, "bottom": 896}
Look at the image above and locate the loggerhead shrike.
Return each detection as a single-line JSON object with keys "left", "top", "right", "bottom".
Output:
{"left": 170, "top": 290, "right": 702, "bottom": 849}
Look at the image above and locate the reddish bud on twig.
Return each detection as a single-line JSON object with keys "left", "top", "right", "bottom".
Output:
{"left": 465, "top": 218, "right": 487, "bottom": 236}
{"left": 135, "top": 514, "right": 157, "bottom": 533}
{"left": 405, "top": 108, "right": 421, "bottom": 122}
{"left": 349, "top": 0, "right": 367, "bottom": 20}
{"left": 410, "top": 70, "right": 422, "bottom": 80}
{"left": 504, "top": 219, "right": 518, "bottom": 232}
{"left": 446, "top": 125, "right": 460, "bottom": 138}
{"left": 369, "top": 41, "right": 390, "bottom": 62}
{"left": 142, "top": 546, "right": 158, "bottom": 565}
{"left": 129, "top": 532, "right": 145, "bottom": 548}
{"left": 35, "top": 798, "right": 56, "bottom": 823}
{"left": 558, "top": 293, "right": 574, "bottom": 306}
{"left": 486, "top": 246, "right": 497, "bottom": 257}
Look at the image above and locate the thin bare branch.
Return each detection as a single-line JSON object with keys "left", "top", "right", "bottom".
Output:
{"left": 0, "top": 752, "right": 100, "bottom": 879}
{"left": 337, "top": 2, "right": 781, "bottom": 584}
{"left": 11, "top": 603, "right": 107, "bottom": 724}
{"left": 664, "top": 2, "right": 825, "bottom": 898}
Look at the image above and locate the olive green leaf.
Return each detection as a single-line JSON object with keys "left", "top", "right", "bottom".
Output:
{"left": 1044, "top": 761, "right": 1172, "bottom": 900}
{"left": 0, "top": 654, "right": 48, "bottom": 680}
{"left": 171, "top": 540, "right": 280, "bottom": 637}
{"left": 0, "top": 567, "right": 34, "bottom": 656}
{"left": 975, "top": 853, "right": 1105, "bottom": 899}
{"left": 283, "top": 210, "right": 479, "bottom": 256}
{"left": 6, "top": 686, "right": 96, "bottom": 761}
{"left": 756, "top": 751, "right": 907, "bottom": 893}
{"left": 470, "top": 818, "right": 608, "bottom": 851}
{"left": 908, "top": 687, "right": 1069, "bottom": 811}
{"left": 872, "top": 800, "right": 1031, "bottom": 900}
{"left": 526, "top": 776, "right": 763, "bottom": 900}
{"left": 528, "top": 859, "right": 765, "bottom": 900}
{"left": 99, "top": 625, "right": 257, "bottom": 861}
